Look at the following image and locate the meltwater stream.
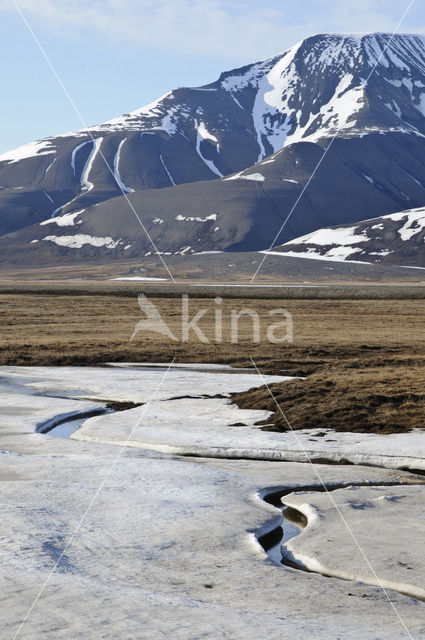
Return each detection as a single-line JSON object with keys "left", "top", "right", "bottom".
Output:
{"left": 264, "top": 509, "right": 302, "bottom": 565}
{"left": 258, "top": 481, "right": 425, "bottom": 601}
{"left": 37, "top": 408, "right": 111, "bottom": 438}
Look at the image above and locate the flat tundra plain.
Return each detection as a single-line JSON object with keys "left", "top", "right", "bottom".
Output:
{"left": 1, "top": 292, "right": 425, "bottom": 434}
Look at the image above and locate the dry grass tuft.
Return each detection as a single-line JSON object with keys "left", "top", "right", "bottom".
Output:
{"left": 232, "top": 364, "right": 425, "bottom": 434}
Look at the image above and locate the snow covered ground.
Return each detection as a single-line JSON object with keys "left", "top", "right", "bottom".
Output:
{"left": 3, "top": 364, "right": 425, "bottom": 468}
{"left": 0, "top": 364, "right": 289, "bottom": 406}
{"left": 110, "top": 276, "right": 169, "bottom": 281}
{"left": 71, "top": 399, "right": 425, "bottom": 471}
{"left": 1, "top": 364, "right": 424, "bottom": 639}
{"left": 283, "top": 484, "right": 425, "bottom": 600}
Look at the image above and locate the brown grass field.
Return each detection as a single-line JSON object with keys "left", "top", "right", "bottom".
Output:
{"left": 1, "top": 292, "right": 425, "bottom": 435}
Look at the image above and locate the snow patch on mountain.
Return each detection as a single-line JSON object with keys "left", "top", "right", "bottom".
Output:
{"left": 321, "top": 246, "right": 363, "bottom": 260}
{"left": 162, "top": 108, "right": 179, "bottom": 136}
{"left": 197, "top": 121, "right": 220, "bottom": 148}
{"left": 40, "top": 209, "right": 85, "bottom": 227}
{"left": 0, "top": 139, "right": 56, "bottom": 164}
{"left": 240, "top": 172, "right": 265, "bottom": 182}
{"left": 42, "top": 234, "right": 122, "bottom": 249}
{"left": 287, "top": 76, "right": 365, "bottom": 145}
{"left": 278, "top": 205, "right": 425, "bottom": 266}
{"left": 262, "top": 249, "right": 369, "bottom": 264}
{"left": 80, "top": 138, "right": 103, "bottom": 192}
{"left": 175, "top": 214, "right": 217, "bottom": 222}
{"left": 223, "top": 170, "right": 265, "bottom": 182}
{"left": 386, "top": 207, "right": 425, "bottom": 241}
{"left": 194, "top": 119, "right": 223, "bottom": 177}
{"left": 254, "top": 41, "right": 302, "bottom": 158}
{"left": 291, "top": 226, "right": 369, "bottom": 246}
{"left": 229, "top": 93, "right": 244, "bottom": 109}
{"left": 113, "top": 139, "right": 134, "bottom": 193}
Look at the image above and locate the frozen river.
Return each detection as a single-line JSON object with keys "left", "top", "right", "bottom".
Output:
{"left": 1, "top": 364, "right": 424, "bottom": 639}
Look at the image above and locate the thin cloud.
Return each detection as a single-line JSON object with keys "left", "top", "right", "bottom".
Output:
{"left": 2, "top": 0, "right": 423, "bottom": 60}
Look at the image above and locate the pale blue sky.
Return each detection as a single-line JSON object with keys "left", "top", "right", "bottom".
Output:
{"left": 0, "top": 0, "right": 423, "bottom": 153}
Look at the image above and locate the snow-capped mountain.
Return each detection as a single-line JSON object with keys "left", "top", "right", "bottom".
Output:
{"left": 273, "top": 206, "right": 425, "bottom": 267}
{"left": 2, "top": 32, "right": 425, "bottom": 264}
